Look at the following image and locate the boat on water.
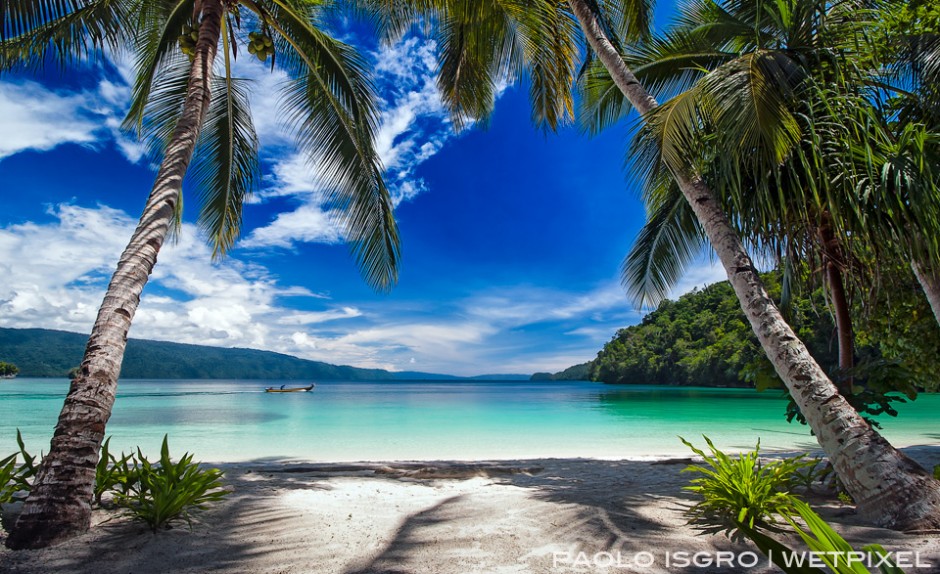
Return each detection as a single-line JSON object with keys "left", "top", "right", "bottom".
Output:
{"left": 264, "top": 384, "right": 315, "bottom": 393}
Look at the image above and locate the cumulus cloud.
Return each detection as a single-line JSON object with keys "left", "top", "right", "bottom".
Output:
{"left": 0, "top": 82, "right": 103, "bottom": 158}
{"left": 0, "top": 204, "right": 648, "bottom": 375}
{"left": 0, "top": 204, "right": 324, "bottom": 349}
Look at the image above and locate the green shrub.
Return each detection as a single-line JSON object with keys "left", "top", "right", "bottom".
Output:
{"left": 680, "top": 436, "right": 817, "bottom": 535}
{"left": 94, "top": 437, "right": 137, "bottom": 506}
{"left": 682, "top": 438, "right": 906, "bottom": 574}
{"left": 113, "top": 436, "right": 229, "bottom": 531}
{"left": 0, "top": 430, "right": 38, "bottom": 505}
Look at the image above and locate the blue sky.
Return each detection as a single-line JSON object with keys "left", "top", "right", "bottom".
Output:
{"left": 0, "top": 8, "right": 724, "bottom": 376}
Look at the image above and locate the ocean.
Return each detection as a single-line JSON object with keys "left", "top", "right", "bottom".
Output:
{"left": 1, "top": 379, "right": 937, "bottom": 463}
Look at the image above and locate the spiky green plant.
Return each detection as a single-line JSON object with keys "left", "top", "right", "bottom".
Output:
{"left": 682, "top": 439, "right": 908, "bottom": 574}
{"left": 93, "top": 437, "right": 137, "bottom": 506}
{"left": 113, "top": 436, "right": 228, "bottom": 532}
{"left": 680, "top": 436, "right": 817, "bottom": 536}
{"left": 0, "top": 431, "right": 38, "bottom": 506}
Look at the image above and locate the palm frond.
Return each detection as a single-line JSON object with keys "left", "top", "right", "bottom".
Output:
{"left": 622, "top": 174, "right": 706, "bottom": 307}
{"left": 128, "top": 51, "right": 194, "bottom": 159}
{"left": 351, "top": 0, "right": 441, "bottom": 43}
{"left": 598, "top": 0, "right": 654, "bottom": 43}
{"left": 189, "top": 26, "right": 259, "bottom": 259}
{"left": 267, "top": 0, "right": 400, "bottom": 290}
{"left": 433, "top": 1, "right": 519, "bottom": 130}
{"left": 514, "top": 0, "right": 579, "bottom": 130}
{"left": 122, "top": 0, "right": 195, "bottom": 136}
{"left": 1, "top": 0, "right": 135, "bottom": 71}
{"left": 700, "top": 51, "right": 804, "bottom": 166}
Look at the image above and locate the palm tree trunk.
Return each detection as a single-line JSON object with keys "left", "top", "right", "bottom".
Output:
{"left": 825, "top": 261, "right": 854, "bottom": 388}
{"left": 912, "top": 260, "right": 940, "bottom": 326}
{"left": 567, "top": 0, "right": 940, "bottom": 530}
{"left": 6, "top": 0, "right": 224, "bottom": 550}
{"left": 817, "top": 214, "right": 853, "bottom": 393}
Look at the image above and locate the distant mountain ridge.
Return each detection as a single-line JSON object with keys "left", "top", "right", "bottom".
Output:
{"left": 0, "top": 328, "right": 527, "bottom": 380}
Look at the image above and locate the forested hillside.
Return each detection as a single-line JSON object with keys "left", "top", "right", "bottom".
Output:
{"left": 587, "top": 273, "right": 940, "bottom": 390}
{"left": 0, "top": 328, "right": 396, "bottom": 380}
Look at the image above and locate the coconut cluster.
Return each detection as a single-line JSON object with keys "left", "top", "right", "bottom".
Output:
{"left": 247, "top": 30, "right": 274, "bottom": 61}
{"left": 178, "top": 24, "right": 199, "bottom": 61}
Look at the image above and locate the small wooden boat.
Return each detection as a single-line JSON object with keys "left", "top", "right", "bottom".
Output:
{"left": 264, "top": 384, "right": 315, "bottom": 393}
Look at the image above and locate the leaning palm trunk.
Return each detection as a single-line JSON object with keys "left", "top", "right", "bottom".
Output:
{"left": 817, "top": 213, "right": 854, "bottom": 392}
{"left": 567, "top": 0, "right": 940, "bottom": 530}
{"left": 6, "top": 0, "right": 224, "bottom": 549}
{"left": 912, "top": 260, "right": 940, "bottom": 326}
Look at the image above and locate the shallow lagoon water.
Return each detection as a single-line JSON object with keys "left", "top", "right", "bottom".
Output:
{"left": 1, "top": 379, "right": 937, "bottom": 462}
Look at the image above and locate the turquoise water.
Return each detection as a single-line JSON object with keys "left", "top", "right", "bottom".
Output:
{"left": 1, "top": 379, "right": 937, "bottom": 463}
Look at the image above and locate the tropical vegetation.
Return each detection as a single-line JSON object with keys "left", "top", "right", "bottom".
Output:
{"left": 680, "top": 435, "right": 818, "bottom": 536}
{"left": 0, "top": 362, "right": 18, "bottom": 378}
{"left": 3, "top": 0, "right": 940, "bottom": 547}
{"left": 0, "top": 327, "right": 397, "bottom": 380}
{"left": 2, "top": 0, "right": 400, "bottom": 549}
{"left": 0, "top": 432, "right": 38, "bottom": 511}
{"left": 588, "top": 273, "right": 940, "bottom": 392}
{"left": 682, "top": 438, "right": 907, "bottom": 574}
{"left": 1, "top": 433, "right": 228, "bottom": 533}
{"left": 111, "top": 436, "right": 229, "bottom": 532}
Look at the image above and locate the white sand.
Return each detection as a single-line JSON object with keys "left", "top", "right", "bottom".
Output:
{"left": 1, "top": 448, "right": 938, "bottom": 573}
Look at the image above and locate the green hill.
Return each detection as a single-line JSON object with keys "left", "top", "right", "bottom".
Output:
{"left": 546, "top": 272, "right": 940, "bottom": 390}
{"left": 0, "top": 328, "right": 534, "bottom": 380}
{"left": 530, "top": 362, "right": 592, "bottom": 381}
{"left": 0, "top": 328, "right": 396, "bottom": 380}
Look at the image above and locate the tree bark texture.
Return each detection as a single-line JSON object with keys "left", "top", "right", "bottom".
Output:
{"left": 912, "top": 260, "right": 940, "bottom": 326}
{"left": 567, "top": 0, "right": 940, "bottom": 530}
{"left": 6, "top": 0, "right": 225, "bottom": 549}
{"left": 817, "top": 213, "right": 854, "bottom": 393}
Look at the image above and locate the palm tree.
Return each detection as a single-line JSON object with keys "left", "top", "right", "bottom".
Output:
{"left": 868, "top": 0, "right": 940, "bottom": 323}
{"left": 2, "top": 0, "right": 399, "bottom": 549}
{"left": 361, "top": 0, "right": 940, "bottom": 529}
{"left": 607, "top": 1, "right": 896, "bottom": 393}
{"left": 568, "top": 0, "right": 940, "bottom": 529}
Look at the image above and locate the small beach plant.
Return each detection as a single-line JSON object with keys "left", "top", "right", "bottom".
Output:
{"left": 680, "top": 436, "right": 817, "bottom": 536}
{"left": 113, "top": 436, "right": 228, "bottom": 532}
{"left": 735, "top": 499, "right": 906, "bottom": 574}
{"left": 783, "top": 499, "right": 905, "bottom": 574}
{"left": 0, "top": 431, "right": 37, "bottom": 505}
{"left": 682, "top": 438, "right": 906, "bottom": 573}
{"left": 93, "top": 437, "right": 137, "bottom": 506}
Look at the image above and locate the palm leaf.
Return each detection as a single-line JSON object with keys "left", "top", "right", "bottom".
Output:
{"left": 622, "top": 174, "right": 706, "bottom": 307}
{"left": 265, "top": 0, "right": 400, "bottom": 290}
{"left": 1, "top": 0, "right": 134, "bottom": 71}
{"left": 122, "top": 0, "right": 195, "bottom": 136}
{"left": 188, "top": 23, "right": 259, "bottom": 259}
{"left": 512, "top": 0, "right": 579, "bottom": 130}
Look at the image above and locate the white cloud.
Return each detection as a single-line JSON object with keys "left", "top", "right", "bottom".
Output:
{"left": 240, "top": 202, "right": 344, "bottom": 249}
{"left": 277, "top": 307, "right": 362, "bottom": 325}
{"left": 0, "top": 203, "right": 643, "bottom": 376}
{"left": 0, "top": 82, "right": 103, "bottom": 158}
{"left": 463, "top": 283, "right": 629, "bottom": 325}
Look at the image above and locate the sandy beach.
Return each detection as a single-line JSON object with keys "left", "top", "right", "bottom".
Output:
{"left": 1, "top": 447, "right": 938, "bottom": 574}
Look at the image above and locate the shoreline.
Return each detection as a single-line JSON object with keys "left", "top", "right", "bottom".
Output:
{"left": 3, "top": 447, "right": 938, "bottom": 574}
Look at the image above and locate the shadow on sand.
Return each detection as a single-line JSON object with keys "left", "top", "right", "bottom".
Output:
{"left": 2, "top": 447, "right": 938, "bottom": 574}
